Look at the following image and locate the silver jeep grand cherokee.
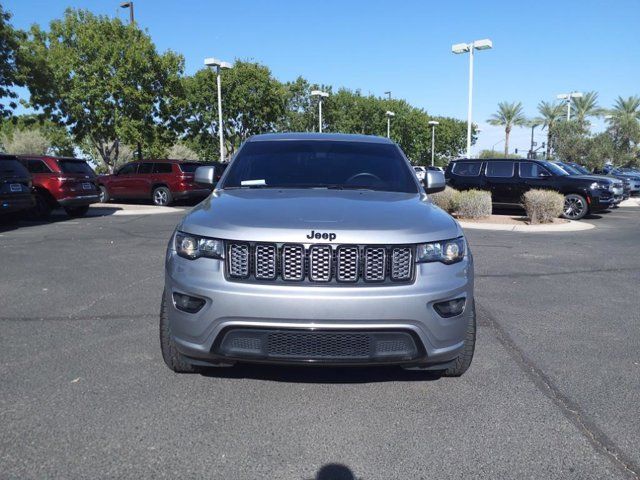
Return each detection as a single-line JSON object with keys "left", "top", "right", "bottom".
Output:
{"left": 161, "top": 133, "right": 475, "bottom": 377}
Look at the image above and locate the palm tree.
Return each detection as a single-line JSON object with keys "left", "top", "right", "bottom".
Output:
{"left": 606, "top": 95, "right": 640, "bottom": 154}
{"left": 536, "top": 100, "right": 565, "bottom": 159}
{"left": 487, "top": 101, "right": 527, "bottom": 156}
{"left": 571, "top": 91, "right": 602, "bottom": 126}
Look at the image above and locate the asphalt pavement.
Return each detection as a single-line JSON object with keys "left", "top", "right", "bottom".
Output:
{"left": 0, "top": 205, "right": 639, "bottom": 479}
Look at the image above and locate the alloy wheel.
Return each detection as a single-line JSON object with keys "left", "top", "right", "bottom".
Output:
{"left": 563, "top": 194, "right": 587, "bottom": 220}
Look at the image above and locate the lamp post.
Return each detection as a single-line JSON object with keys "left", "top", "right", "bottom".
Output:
{"left": 311, "top": 90, "right": 329, "bottom": 132}
{"left": 119, "top": 2, "right": 134, "bottom": 25}
{"left": 384, "top": 91, "right": 392, "bottom": 101}
{"left": 204, "top": 57, "right": 232, "bottom": 161}
{"left": 452, "top": 39, "right": 493, "bottom": 158}
{"left": 385, "top": 111, "right": 395, "bottom": 139}
{"left": 428, "top": 120, "right": 439, "bottom": 166}
{"left": 557, "top": 91, "right": 583, "bottom": 121}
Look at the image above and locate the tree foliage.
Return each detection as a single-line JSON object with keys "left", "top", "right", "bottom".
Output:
{"left": 487, "top": 101, "right": 527, "bottom": 156}
{"left": 20, "top": 9, "right": 184, "bottom": 171}
{"left": 1, "top": 114, "right": 74, "bottom": 156}
{"left": 536, "top": 100, "right": 564, "bottom": 159}
{"left": 0, "top": 4, "right": 23, "bottom": 118}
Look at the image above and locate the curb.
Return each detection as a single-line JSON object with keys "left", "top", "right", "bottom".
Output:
{"left": 459, "top": 219, "right": 595, "bottom": 232}
{"left": 618, "top": 198, "right": 640, "bottom": 208}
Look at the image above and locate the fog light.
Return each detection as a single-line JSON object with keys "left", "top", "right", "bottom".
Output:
{"left": 434, "top": 298, "right": 466, "bottom": 318}
{"left": 172, "top": 292, "right": 206, "bottom": 313}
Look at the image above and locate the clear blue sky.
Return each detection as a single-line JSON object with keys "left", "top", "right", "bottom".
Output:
{"left": 5, "top": 0, "right": 640, "bottom": 155}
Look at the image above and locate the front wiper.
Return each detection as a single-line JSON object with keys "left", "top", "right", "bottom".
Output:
{"left": 324, "top": 184, "right": 378, "bottom": 191}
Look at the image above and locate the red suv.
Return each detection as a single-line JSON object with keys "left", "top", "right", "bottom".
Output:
{"left": 19, "top": 155, "right": 100, "bottom": 219}
{"left": 97, "top": 160, "right": 215, "bottom": 206}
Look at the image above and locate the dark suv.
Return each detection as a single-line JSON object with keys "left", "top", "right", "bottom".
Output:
{"left": 445, "top": 158, "right": 616, "bottom": 220}
{"left": 19, "top": 155, "right": 100, "bottom": 219}
{"left": 98, "top": 160, "right": 222, "bottom": 206}
{"left": 1, "top": 154, "right": 35, "bottom": 219}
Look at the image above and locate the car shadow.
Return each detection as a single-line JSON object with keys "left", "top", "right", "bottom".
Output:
{"left": 308, "top": 464, "right": 358, "bottom": 480}
{"left": 199, "top": 363, "right": 443, "bottom": 384}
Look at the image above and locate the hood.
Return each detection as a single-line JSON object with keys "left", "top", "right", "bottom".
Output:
{"left": 568, "top": 174, "right": 612, "bottom": 184}
{"left": 179, "top": 189, "right": 461, "bottom": 244}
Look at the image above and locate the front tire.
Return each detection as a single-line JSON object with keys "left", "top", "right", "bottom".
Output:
{"left": 443, "top": 303, "right": 476, "bottom": 377}
{"left": 562, "top": 193, "right": 588, "bottom": 220}
{"left": 159, "top": 290, "right": 198, "bottom": 373}
{"left": 98, "top": 185, "right": 110, "bottom": 203}
{"left": 152, "top": 187, "right": 173, "bottom": 206}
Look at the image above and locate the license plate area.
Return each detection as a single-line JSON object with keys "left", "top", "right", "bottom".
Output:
{"left": 10, "top": 183, "right": 22, "bottom": 193}
{"left": 82, "top": 182, "right": 92, "bottom": 190}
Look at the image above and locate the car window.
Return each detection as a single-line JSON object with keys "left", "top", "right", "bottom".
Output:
{"left": 451, "top": 161, "right": 482, "bottom": 176}
{"left": 223, "top": 140, "right": 418, "bottom": 193}
{"left": 138, "top": 162, "right": 154, "bottom": 174}
{"left": 0, "top": 158, "right": 29, "bottom": 177}
{"left": 27, "top": 159, "right": 52, "bottom": 174}
{"left": 58, "top": 160, "right": 95, "bottom": 175}
{"left": 178, "top": 162, "right": 207, "bottom": 173}
{"left": 519, "top": 162, "right": 549, "bottom": 178}
{"left": 153, "top": 163, "right": 173, "bottom": 174}
{"left": 485, "top": 161, "right": 514, "bottom": 178}
{"left": 118, "top": 164, "right": 138, "bottom": 175}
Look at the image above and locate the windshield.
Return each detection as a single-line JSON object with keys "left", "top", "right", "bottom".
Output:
{"left": 540, "top": 161, "right": 569, "bottom": 176}
{"left": 222, "top": 140, "right": 418, "bottom": 193}
{"left": 570, "top": 163, "right": 590, "bottom": 174}
{"left": 58, "top": 159, "right": 95, "bottom": 175}
{"left": 556, "top": 162, "right": 581, "bottom": 175}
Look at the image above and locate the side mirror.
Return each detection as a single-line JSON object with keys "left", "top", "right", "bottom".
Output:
{"left": 423, "top": 170, "right": 446, "bottom": 194}
{"left": 194, "top": 166, "right": 216, "bottom": 186}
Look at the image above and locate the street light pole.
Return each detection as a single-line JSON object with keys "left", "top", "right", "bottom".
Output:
{"left": 385, "top": 111, "right": 395, "bottom": 139}
{"left": 452, "top": 39, "right": 493, "bottom": 158}
{"left": 557, "top": 91, "right": 583, "bottom": 121}
{"left": 120, "top": 2, "right": 135, "bottom": 25}
{"left": 384, "top": 91, "right": 391, "bottom": 101}
{"left": 311, "top": 90, "right": 329, "bottom": 132}
{"left": 428, "top": 120, "right": 439, "bottom": 166}
{"left": 204, "top": 57, "right": 232, "bottom": 161}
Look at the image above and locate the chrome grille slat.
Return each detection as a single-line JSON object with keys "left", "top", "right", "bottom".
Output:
{"left": 282, "top": 245, "right": 305, "bottom": 281}
{"left": 336, "top": 246, "right": 359, "bottom": 282}
{"left": 226, "top": 242, "right": 413, "bottom": 284}
{"left": 309, "top": 245, "right": 332, "bottom": 282}
{"left": 254, "top": 244, "right": 276, "bottom": 280}
{"left": 364, "top": 247, "right": 386, "bottom": 282}
{"left": 391, "top": 247, "right": 412, "bottom": 281}
{"left": 227, "top": 243, "right": 250, "bottom": 278}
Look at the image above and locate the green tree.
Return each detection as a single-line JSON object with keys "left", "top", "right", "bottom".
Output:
{"left": 1, "top": 114, "right": 74, "bottom": 156}
{"left": 536, "top": 100, "right": 564, "bottom": 159}
{"left": 20, "top": 9, "right": 184, "bottom": 172}
{"left": 487, "top": 101, "right": 527, "bottom": 156}
{"left": 571, "top": 91, "right": 602, "bottom": 127}
{"left": 0, "top": 5, "right": 23, "bottom": 118}
{"left": 179, "top": 61, "right": 286, "bottom": 160}
{"left": 606, "top": 95, "right": 640, "bottom": 164}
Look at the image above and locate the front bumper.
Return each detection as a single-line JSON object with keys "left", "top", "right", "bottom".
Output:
{"left": 173, "top": 188, "right": 212, "bottom": 201}
{"left": 164, "top": 249, "right": 474, "bottom": 368}
{"left": 57, "top": 194, "right": 100, "bottom": 207}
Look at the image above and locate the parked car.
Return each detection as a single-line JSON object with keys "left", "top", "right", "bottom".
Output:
{"left": 413, "top": 165, "right": 426, "bottom": 181}
{"left": 98, "top": 160, "right": 219, "bottom": 206}
{"left": 18, "top": 155, "right": 100, "bottom": 219}
{"left": 445, "top": 158, "right": 616, "bottom": 220}
{"left": 161, "top": 133, "right": 475, "bottom": 377}
{"left": 0, "top": 154, "right": 35, "bottom": 220}
{"left": 596, "top": 166, "right": 640, "bottom": 194}
{"left": 552, "top": 161, "right": 626, "bottom": 206}
{"left": 564, "top": 162, "right": 631, "bottom": 200}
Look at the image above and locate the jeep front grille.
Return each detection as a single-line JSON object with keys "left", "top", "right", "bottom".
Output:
{"left": 225, "top": 242, "right": 415, "bottom": 285}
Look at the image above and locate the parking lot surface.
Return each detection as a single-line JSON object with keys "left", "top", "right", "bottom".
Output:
{"left": 1, "top": 206, "right": 639, "bottom": 479}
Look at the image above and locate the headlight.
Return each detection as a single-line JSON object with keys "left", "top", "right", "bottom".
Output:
{"left": 416, "top": 237, "right": 466, "bottom": 265}
{"left": 175, "top": 231, "right": 224, "bottom": 260}
{"left": 590, "top": 181, "right": 609, "bottom": 190}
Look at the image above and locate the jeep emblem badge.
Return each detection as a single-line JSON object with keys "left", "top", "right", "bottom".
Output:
{"left": 306, "top": 230, "right": 337, "bottom": 241}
